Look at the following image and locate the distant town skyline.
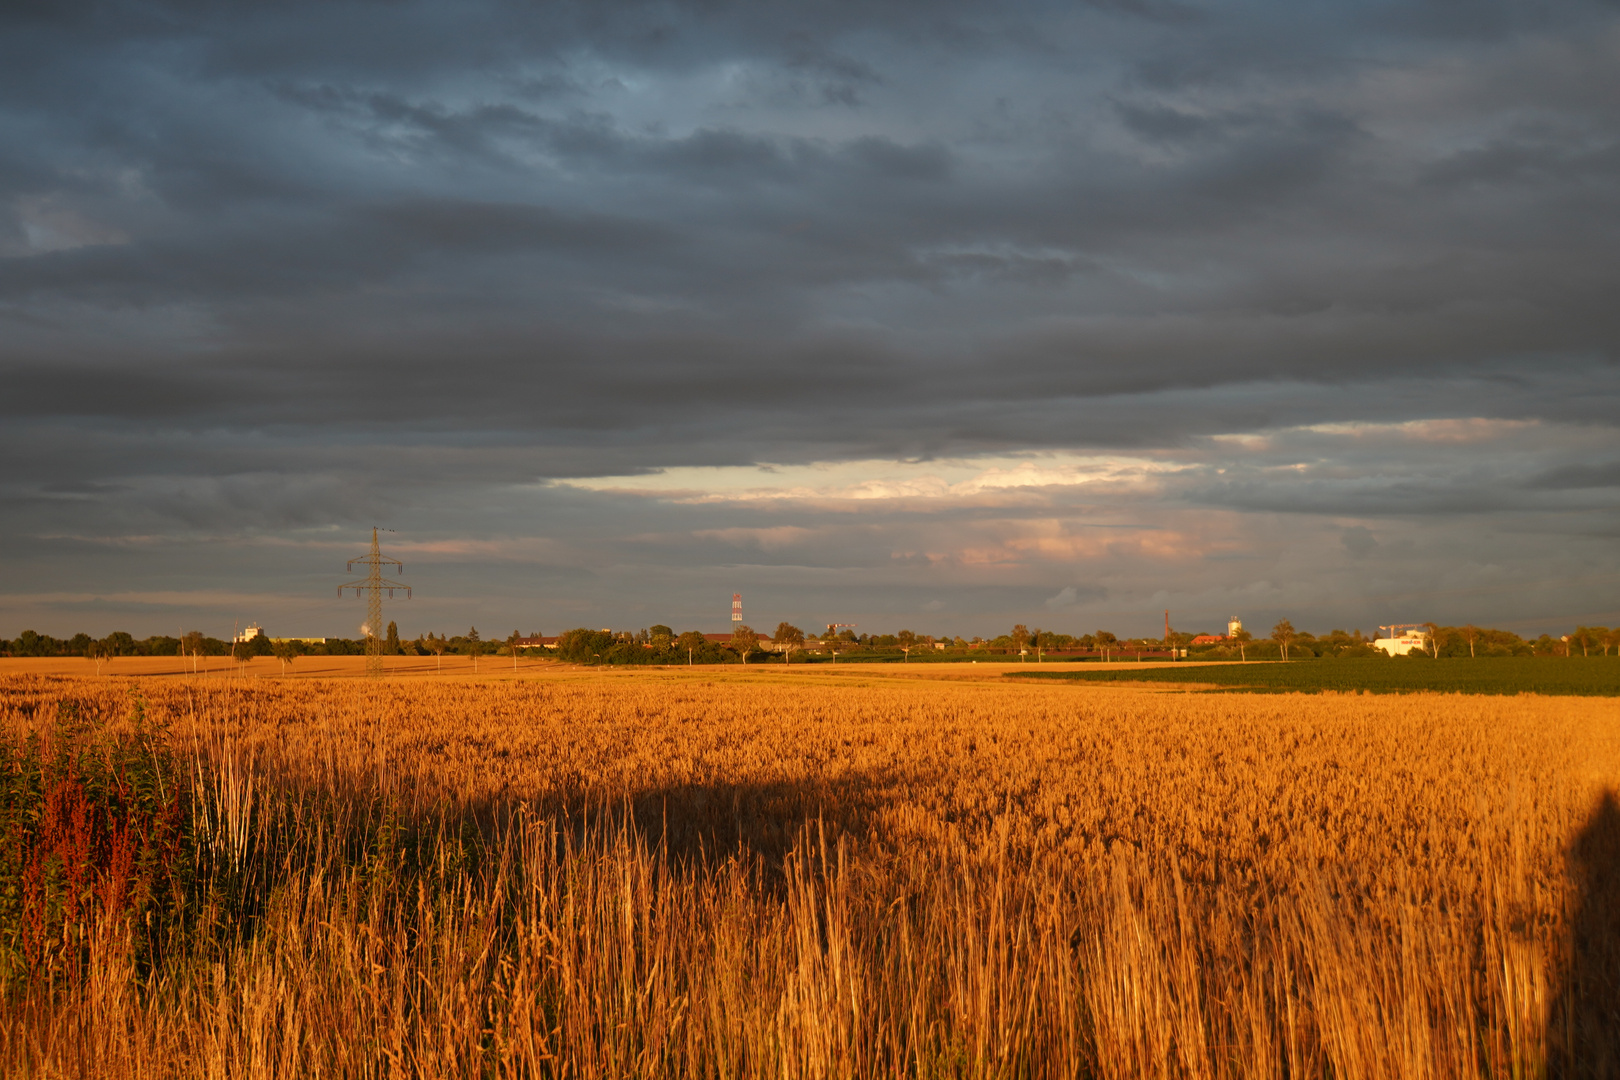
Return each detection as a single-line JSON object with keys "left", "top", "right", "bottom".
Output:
{"left": 3, "top": 1, "right": 1618, "bottom": 640}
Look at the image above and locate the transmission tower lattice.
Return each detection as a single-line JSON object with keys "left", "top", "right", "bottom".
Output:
{"left": 339, "top": 527, "right": 411, "bottom": 679}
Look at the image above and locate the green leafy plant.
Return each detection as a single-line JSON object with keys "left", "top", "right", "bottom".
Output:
{"left": 0, "top": 696, "right": 197, "bottom": 987}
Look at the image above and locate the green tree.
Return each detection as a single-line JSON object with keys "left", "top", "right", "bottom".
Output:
{"left": 1232, "top": 626, "right": 1253, "bottom": 662}
{"left": 676, "top": 630, "right": 707, "bottom": 665}
{"left": 1460, "top": 624, "right": 1480, "bottom": 658}
{"left": 821, "top": 626, "right": 844, "bottom": 662}
{"left": 897, "top": 629, "right": 916, "bottom": 662}
{"left": 231, "top": 638, "right": 255, "bottom": 673}
{"left": 1095, "top": 630, "right": 1117, "bottom": 661}
{"left": 649, "top": 625, "right": 674, "bottom": 648}
{"left": 774, "top": 622, "right": 805, "bottom": 665}
{"left": 1271, "top": 619, "right": 1297, "bottom": 661}
{"left": 1011, "top": 624, "right": 1030, "bottom": 658}
{"left": 731, "top": 624, "right": 759, "bottom": 664}
{"left": 507, "top": 631, "right": 523, "bottom": 671}
{"left": 271, "top": 638, "right": 299, "bottom": 677}
{"left": 1423, "top": 622, "right": 1443, "bottom": 658}
{"left": 1573, "top": 626, "right": 1604, "bottom": 658}
{"left": 85, "top": 637, "right": 112, "bottom": 676}
{"left": 1030, "top": 627, "right": 1050, "bottom": 662}
{"left": 555, "top": 629, "right": 612, "bottom": 664}
{"left": 181, "top": 631, "right": 206, "bottom": 674}
{"left": 425, "top": 632, "right": 448, "bottom": 672}
{"left": 385, "top": 620, "right": 401, "bottom": 655}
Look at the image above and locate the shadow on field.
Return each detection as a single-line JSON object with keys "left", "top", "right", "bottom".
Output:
{"left": 419, "top": 768, "right": 914, "bottom": 878}
{"left": 568, "top": 770, "right": 910, "bottom": 872}
{"left": 1552, "top": 789, "right": 1620, "bottom": 1077}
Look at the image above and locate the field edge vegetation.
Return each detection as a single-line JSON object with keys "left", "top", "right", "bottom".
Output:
{"left": 1008, "top": 655, "right": 1620, "bottom": 695}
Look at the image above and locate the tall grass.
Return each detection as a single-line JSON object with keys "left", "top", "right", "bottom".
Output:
{"left": 0, "top": 673, "right": 1615, "bottom": 1077}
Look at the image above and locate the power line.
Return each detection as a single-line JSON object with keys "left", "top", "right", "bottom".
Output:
{"left": 338, "top": 527, "right": 411, "bottom": 679}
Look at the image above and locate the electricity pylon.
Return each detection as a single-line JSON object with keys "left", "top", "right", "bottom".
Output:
{"left": 339, "top": 527, "right": 411, "bottom": 679}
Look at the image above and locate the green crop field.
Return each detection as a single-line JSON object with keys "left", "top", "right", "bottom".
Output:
{"left": 1006, "top": 656, "right": 1620, "bottom": 695}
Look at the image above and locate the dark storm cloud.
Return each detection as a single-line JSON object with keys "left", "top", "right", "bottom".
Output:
{"left": 1531, "top": 461, "right": 1620, "bottom": 491}
{"left": 3, "top": 0, "right": 1619, "bottom": 635}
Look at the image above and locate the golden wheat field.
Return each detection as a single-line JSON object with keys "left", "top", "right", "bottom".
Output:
{"left": 2, "top": 669, "right": 1618, "bottom": 1078}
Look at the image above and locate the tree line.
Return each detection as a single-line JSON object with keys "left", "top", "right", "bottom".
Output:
{"left": 1205, "top": 621, "right": 1620, "bottom": 661}
{"left": 507, "top": 620, "right": 1620, "bottom": 665}
{"left": 0, "top": 630, "right": 375, "bottom": 660}
{"left": 4, "top": 619, "right": 1615, "bottom": 666}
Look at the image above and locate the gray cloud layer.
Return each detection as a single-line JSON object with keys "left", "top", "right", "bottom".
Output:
{"left": 3, "top": 0, "right": 1618, "bottom": 638}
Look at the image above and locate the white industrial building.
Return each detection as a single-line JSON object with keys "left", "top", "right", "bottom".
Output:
{"left": 1373, "top": 624, "right": 1432, "bottom": 656}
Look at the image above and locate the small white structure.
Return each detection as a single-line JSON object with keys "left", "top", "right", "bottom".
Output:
{"left": 1373, "top": 624, "right": 1431, "bottom": 656}
{"left": 234, "top": 625, "right": 264, "bottom": 643}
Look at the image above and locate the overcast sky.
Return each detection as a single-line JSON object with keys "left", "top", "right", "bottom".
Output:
{"left": 3, "top": 0, "right": 1618, "bottom": 642}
